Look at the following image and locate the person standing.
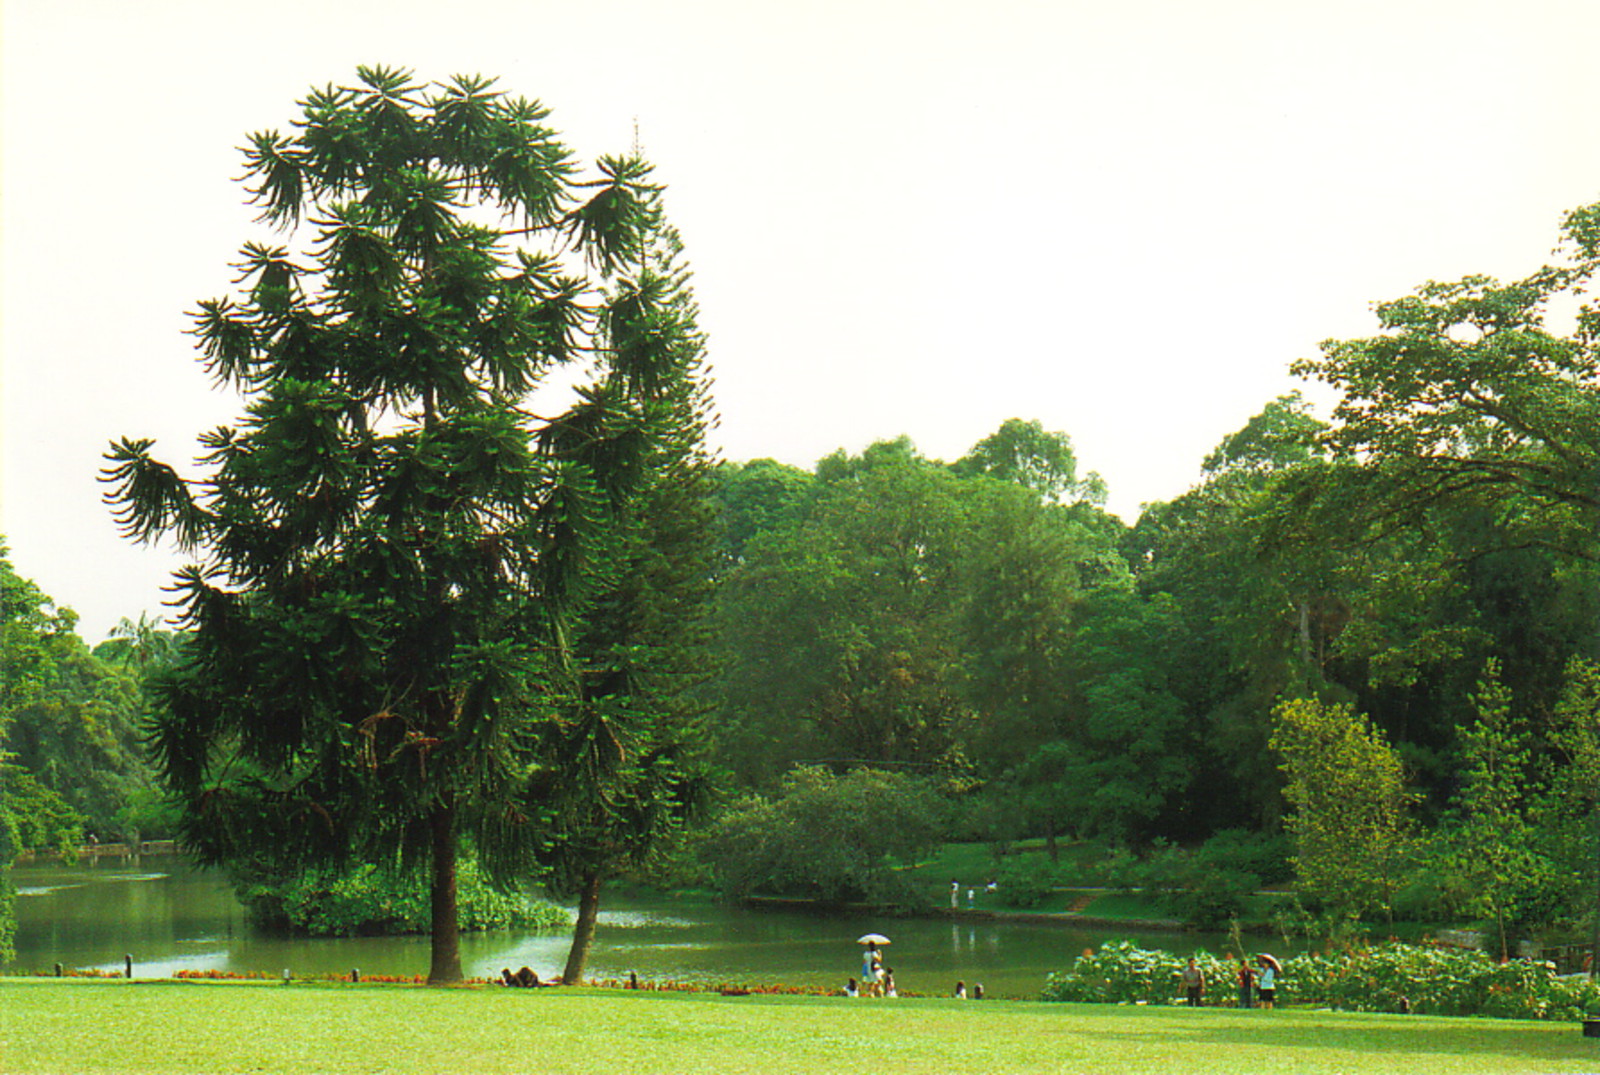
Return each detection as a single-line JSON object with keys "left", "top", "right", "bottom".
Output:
{"left": 1257, "top": 957, "right": 1278, "bottom": 1009}
{"left": 862, "top": 941, "right": 883, "bottom": 996}
{"left": 1180, "top": 957, "right": 1205, "bottom": 1006}
{"left": 950, "top": 880, "right": 960, "bottom": 910}
{"left": 1236, "top": 960, "right": 1255, "bottom": 1009}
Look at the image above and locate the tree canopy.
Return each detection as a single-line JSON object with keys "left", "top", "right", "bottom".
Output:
{"left": 102, "top": 67, "right": 711, "bottom": 982}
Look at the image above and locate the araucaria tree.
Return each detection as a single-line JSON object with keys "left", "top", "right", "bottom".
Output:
{"left": 103, "top": 67, "right": 708, "bottom": 983}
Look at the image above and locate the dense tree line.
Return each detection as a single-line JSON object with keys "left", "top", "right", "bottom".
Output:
{"left": 703, "top": 196, "right": 1600, "bottom": 941}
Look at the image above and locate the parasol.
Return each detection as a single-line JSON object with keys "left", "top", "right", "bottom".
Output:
{"left": 1258, "top": 953, "right": 1282, "bottom": 972}
{"left": 857, "top": 933, "right": 892, "bottom": 946}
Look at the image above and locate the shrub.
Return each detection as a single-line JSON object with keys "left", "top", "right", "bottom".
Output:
{"left": 1198, "top": 829, "right": 1292, "bottom": 886}
{"left": 242, "top": 860, "right": 570, "bottom": 937}
{"left": 1158, "top": 866, "right": 1257, "bottom": 930}
{"left": 699, "top": 766, "right": 947, "bottom": 907}
{"left": 1043, "top": 939, "right": 1600, "bottom": 1020}
{"left": 992, "top": 859, "right": 1054, "bottom": 909}
{"left": 1133, "top": 841, "right": 1260, "bottom": 929}
{"left": 1041, "top": 941, "right": 1235, "bottom": 1005}
{"left": 1289, "top": 942, "right": 1600, "bottom": 1020}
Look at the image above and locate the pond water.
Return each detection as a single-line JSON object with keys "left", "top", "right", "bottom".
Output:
{"left": 10, "top": 857, "right": 1248, "bottom": 998}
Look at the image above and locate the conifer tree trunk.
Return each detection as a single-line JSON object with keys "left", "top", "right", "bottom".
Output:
{"left": 429, "top": 803, "right": 463, "bottom": 984}
{"left": 562, "top": 872, "right": 603, "bottom": 985}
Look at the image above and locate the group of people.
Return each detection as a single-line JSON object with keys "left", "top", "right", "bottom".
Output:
{"left": 949, "top": 879, "right": 998, "bottom": 910}
{"left": 850, "top": 940, "right": 897, "bottom": 996}
{"left": 1178, "top": 955, "right": 1279, "bottom": 1008}
{"left": 847, "top": 939, "right": 985, "bottom": 999}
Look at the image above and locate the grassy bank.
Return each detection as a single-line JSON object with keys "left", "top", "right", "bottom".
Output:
{"left": 4, "top": 978, "right": 1600, "bottom": 1074}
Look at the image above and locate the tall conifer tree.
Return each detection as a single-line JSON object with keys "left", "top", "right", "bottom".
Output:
{"left": 104, "top": 68, "right": 707, "bottom": 982}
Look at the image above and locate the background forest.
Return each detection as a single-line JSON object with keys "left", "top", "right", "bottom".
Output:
{"left": 6, "top": 130, "right": 1600, "bottom": 969}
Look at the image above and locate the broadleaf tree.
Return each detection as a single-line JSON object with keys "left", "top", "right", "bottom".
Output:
{"left": 1271, "top": 696, "right": 1411, "bottom": 925}
{"left": 102, "top": 67, "right": 708, "bottom": 982}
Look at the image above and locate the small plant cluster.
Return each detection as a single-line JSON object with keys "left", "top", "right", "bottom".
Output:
{"left": 1042, "top": 939, "right": 1600, "bottom": 1020}
{"left": 1040, "top": 941, "right": 1239, "bottom": 1005}
{"left": 240, "top": 860, "right": 570, "bottom": 937}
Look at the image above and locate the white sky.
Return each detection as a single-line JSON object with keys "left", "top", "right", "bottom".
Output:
{"left": 4, "top": 0, "right": 1600, "bottom": 641}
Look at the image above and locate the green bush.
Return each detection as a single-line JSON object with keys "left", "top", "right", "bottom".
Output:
{"left": 1289, "top": 943, "right": 1600, "bottom": 1020}
{"left": 1043, "top": 939, "right": 1600, "bottom": 1020}
{"left": 1157, "top": 866, "right": 1257, "bottom": 930}
{"left": 1197, "top": 829, "right": 1292, "bottom": 885}
{"left": 699, "top": 766, "right": 947, "bottom": 907}
{"left": 992, "top": 859, "right": 1054, "bottom": 908}
{"left": 1132, "top": 841, "right": 1260, "bottom": 928}
{"left": 242, "top": 860, "right": 570, "bottom": 937}
{"left": 1041, "top": 940, "right": 1236, "bottom": 1005}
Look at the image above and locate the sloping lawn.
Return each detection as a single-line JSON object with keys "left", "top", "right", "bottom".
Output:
{"left": 4, "top": 978, "right": 1600, "bottom": 1074}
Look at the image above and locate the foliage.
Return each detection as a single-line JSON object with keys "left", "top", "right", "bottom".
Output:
{"left": 1197, "top": 829, "right": 1293, "bottom": 885}
{"left": 2, "top": 766, "right": 83, "bottom": 855}
{"left": 1043, "top": 939, "right": 1599, "bottom": 1021}
{"left": 1288, "top": 943, "right": 1600, "bottom": 1020}
{"left": 0, "top": 769, "right": 13, "bottom": 963}
{"left": 1122, "top": 842, "right": 1259, "bottom": 929}
{"left": 1441, "top": 660, "right": 1549, "bottom": 959}
{"left": 1041, "top": 941, "right": 1235, "bottom": 1004}
{"left": 699, "top": 766, "right": 947, "bottom": 905}
{"left": 0, "top": 547, "right": 154, "bottom": 839}
{"left": 711, "top": 429, "right": 1131, "bottom": 799}
{"left": 1272, "top": 697, "right": 1411, "bottom": 921}
{"left": 1292, "top": 201, "right": 1600, "bottom": 564}
{"left": 990, "top": 859, "right": 1055, "bottom": 908}
{"left": 953, "top": 417, "right": 1105, "bottom": 504}
{"left": 102, "top": 67, "right": 706, "bottom": 982}
{"left": 240, "top": 859, "right": 569, "bottom": 937}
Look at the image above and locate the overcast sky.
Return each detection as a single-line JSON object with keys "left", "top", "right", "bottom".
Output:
{"left": 4, "top": 0, "right": 1600, "bottom": 641}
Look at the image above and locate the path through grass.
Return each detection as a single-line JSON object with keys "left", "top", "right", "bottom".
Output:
{"left": 4, "top": 978, "right": 1599, "bottom": 1074}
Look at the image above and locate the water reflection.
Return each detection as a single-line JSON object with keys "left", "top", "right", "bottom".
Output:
{"left": 11, "top": 858, "right": 1255, "bottom": 998}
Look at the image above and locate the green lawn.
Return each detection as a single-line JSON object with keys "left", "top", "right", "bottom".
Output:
{"left": 5, "top": 978, "right": 1600, "bottom": 1074}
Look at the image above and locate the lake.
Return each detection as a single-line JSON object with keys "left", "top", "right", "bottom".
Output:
{"left": 10, "top": 857, "right": 1244, "bottom": 998}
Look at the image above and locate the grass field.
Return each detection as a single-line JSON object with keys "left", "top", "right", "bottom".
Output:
{"left": 5, "top": 978, "right": 1600, "bottom": 1074}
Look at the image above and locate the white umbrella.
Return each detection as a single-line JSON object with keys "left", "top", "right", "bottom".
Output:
{"left": 857, "top": 933, "right": 891, "bottom": 945}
